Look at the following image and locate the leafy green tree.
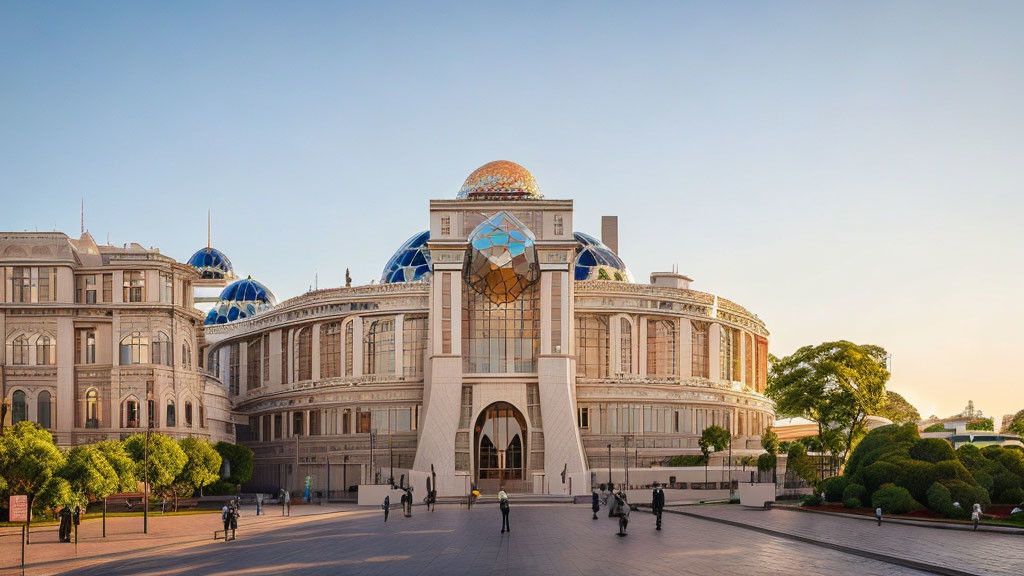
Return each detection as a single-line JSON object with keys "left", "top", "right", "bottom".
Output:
{"left": 61, "top": 444, "right": 118, "bottom": 505}
{"left": 699, "top": 425, "right": 730, "bottom": 458}
{"left": 760, "top": 426, "right": 779, "bottom": 455}
{"left": 923, "top": 423, "right": 946, "bottom": 433}
{"left": 172, "top": 438, "right": 222, "bottom": 509}
{"left": 785, "top": 442, "right": 819, "bottom": 485}
{"left": 94, "top": 440, "right": 138, "bottom": 493}
{"left": 876, "top": 391, "right": 921, "bottom": 424}
{"left": 214, "top": 442, "right": 254, "bottom": 486}
{"left": 0, "top": 422, "right": 67, "bottom": 524}
{"left": 1007, "top": 410, "right": 1024, "bottom": 436}
{"left": 767, "top": 341, "right": 889, "bottom": 470}
{"left": 123, "top": 433, "right": 187, "bottom": 503}
{"left": 967, "top": 418, "right": 994, "bottom": 431}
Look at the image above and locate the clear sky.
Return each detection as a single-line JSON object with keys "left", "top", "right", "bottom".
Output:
{"left": 2, "top": 1, "right": 1022, "bottom": 420}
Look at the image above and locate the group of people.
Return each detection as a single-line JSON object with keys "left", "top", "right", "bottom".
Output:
{"left": 56, "top": 505, "right": 81, "bottom": 543}
{"left": 591, "top": 482, "right": 666, "bottom": 535}
{"left": 221, "top": 500, "right": 240, "bottom": 540}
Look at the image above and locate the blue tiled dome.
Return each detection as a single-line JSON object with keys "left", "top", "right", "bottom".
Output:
{"left": 204, "top": 277, "right": 276, "bottom": 325}
{"left": 573, "top": 232, "right": 633, "bottom": 282}
{"left": 381, "top": 231, "right": 432, "bottom": 283}
{"left": 187, "top": 247, "right": 234, "bottom": 280}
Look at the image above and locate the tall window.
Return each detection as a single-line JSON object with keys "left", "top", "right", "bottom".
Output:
{"left": 122, "top": 398, "right": 139, "bottom": 428}
{"left": 344, "top": 322, "right": 354, "bottom": 376}
{"left": 77, "top": 275, "right": 97, "bottom": 304}
{"left": 441, "top": 274, "right": 452, "bottom": 354}
{"left": 123, "top": 271, "right": 145, "bottom": 302}
{"left": 646, "top": 318, "right": 676, "bottom": 378}
{"left": 38, "top": 267, "right": 56, "bottom": 302}
{"left": 11, "top": 335, "right": 30, "bottom": 365}
{"left": 575, "top": 315, "right": 609, "bottom": 378}
{"left": 11, "top": 390, "right": 27, "bottom": 424}
{"left": 440, "top": 215, "right": 451, "bottom": 235}
{"left": 182, "top": 342, "right": 191, "bottom": 369}
{"left": 76, "top": 329, "right": 96, "bottom": 364}
{"left": 720, "top": 326, "right": 740, "bottom": 381}
{"left": 119, "top": 332, "right": 150, "bottom": 365}
{"left": 321, "top": 323, "right": 341, "bottom": 379}
{"left": 281, "top": 331, "right": 290, "bottom": 384}
{"left": 745, "top": 333, "right": 754, "bottom": 387}
{"left": 551, "top": 273, "right": 562, "bottom": 352}
{"left": 553, "top": 214, "right": 564, "bottom": 236}
{"left": 166, "top": 400, "right": 176, "bottom": 427}
{"left": 691, "top": 320, "right": 710, "bottom": 378}
{"left": 152, "top": 332, "right": 172, "bottom": 366}
{"left": 309, "top": 410, "right": 321, "bottom": 436}
{"left": 11, "top": 267, "right": 31, "bottom": 303}
{"left": 159, "top": 272, "right": 173, "bottom": 303}
{"left": 463, "top": 283, "right": 539, "bottom": 373}
{"left": 295, "top": 327, "right": 312, "bottom": 381}
{"left": 262, "top": 336, "right": 270, "bottom": 383}
{"left": 228, "top": 343, "right": 240, "bottom": 396}
{"left": 102, "top": 273, "right": 113, "bottom": 302}
{"left": 36, "top": 335, "right": 56, "bottom": 365}
{"left": 247, "top": 339, "right": 261, "bottom": 389}
{"left": 403, "top": 315, "right": 427, "bottom": 378}
{"left": 619, "top": 318, "right": 632, "bottom": 374}
{"left": 85, "top": 389, "right": 99, "bottom": 428}
{"left": 184, "top": 401, "right": 193, "bottom": 427}
{"left": 756, "top": 336, "right": 769, "bottom": 393}
{"left": 363, "top": 319, "right": 395, "bottom": 375}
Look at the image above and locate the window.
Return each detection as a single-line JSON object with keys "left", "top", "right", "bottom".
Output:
{"left": 123, "top": 271, "right": 145, "bottom": 302}
{"left": 262, "top": 336, "right": 270, "bottom": 383}
{"left": 228, "top": 343, "right": 240, "bottom": 396}
{"left": 321, "top": 323, "right": 341, "bottom": 379}
{"left": 159, "top": 272, "right": 173, "bottom": 303}
{"left": 646, "top": 318, "right": 676, "bottom": 378}
{"left": 756, "top": 336, "right": 769, "bottom": 393}
{"left": 119, "top": 332, "right": 149, "bottom": 365}
{"left": 344, "top": 322, "right": 353, "bottom": 376}
{"left": 691, "top": 321, "right": 710, "bottom": 378}
{"left": 102, "top": 274, "right": 112, "bottom": 302}
{"left": 309, "top": 410, "right": 321, "bottom": 436}
{"left": 11, "top": 335, "right": 30, "bottom": 365}
{"left": 122, "top": 398, "right": 139, "bottom": 428}
{"left": 85, "top": 389, "right": 99, "bottom": 428}
{"left": 281, "top": 331, "right": 289, "bottom": 384}
{"left": 745, "top": 333, "right": 754, "bottom": 387}
{"left": 148, "top": 396, "right": 157, "bottom": 428}
{"left": 274, "top": 413, "right": 283, "bottom": 439}
{"left": 462, "top": 282, "right": 540, "bottom": 373}
{"left": 12, "top": 267, "right": 31, "bottom": 303}
{"left": 720, "top": 326, "right": 740, "bottom": 381}
{"left": 152, "top": 332, "right": 172, "bottom": 366}
{"left": 620, "top": 318, "right": 632, "bottom": 374}
{"left": 199, "top": 403, "right": 205, "bottom": 428}
{"left": 36, "top": 335, "right": 56, "bottom": 365}
{"left": 77, "top": 275, "right": 97, "bottom": 304}
{"left": 182, "top": 342, "right": 191, "bottom": 369}
{"left": 403, "top": 315, "right": 427, "bottom": 378}
{"left": 357, "top": 409, "right": 372, "bottom": 433}
{"left": 342, "top": 410, "right": 351, "bottom": 435}
{"left": 578, "top": 406, "right": 590, "bottom": 429}
{"left": 440, "top": 215, "right": 451, "bottom": 236}
{"left": 208, "top": 349, "right": 220, "bottom": 377}
{"left": 247, "top": 339, "right": 261, "bottom": 390}
{"left": 262, "top": 414, "right": 272, "bottom": 440}
{"left": 295, "top": 327, "right": 312, "bottom": 381}
{"left": 553, "top": 214, "right": 564, "bottom": 236}
{"left": 38, "top": 268, "right": 56, "bottom": 302}
{"left": 363, "top": 318, "right": 395, "bottom": 375}
{"left": 575, "top": 315, "right": 609, "bottom": 378}
{"left": 551, "top": 273, "right": 562, "bottom": 352}
{"left": 11, "top": 390, "right": 27, "bottom": 424}
{"left": 293, "top": 411, "right": 304, "bottom": 436}
{"left": 441, "top": 274, "right": 452, "bottom": 354}
{"left": 166, "top": 400, "right": 176, "bottom": 427}
{"left": 76, "top": 329, "right": 96, "bottom": 364}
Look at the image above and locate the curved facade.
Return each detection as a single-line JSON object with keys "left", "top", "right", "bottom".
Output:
{"left": 201, "top": 161, "right": 773, "bottom": 497}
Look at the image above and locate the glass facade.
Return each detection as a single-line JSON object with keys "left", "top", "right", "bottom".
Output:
{"left": 575, "top": 315, "right": 609, "bottom": 378}
{"left": 205, "top": 277, "right": 276, "bottom": 325}
{"left": 381, "top": 230, "right": 431, "bottom": 283}
{"left": 572, "top": 232, "right": 633, "bottom": 282}
{"left": 187, "top": 247, "right": 234, "bottom": 280}
{"left": 646, "top": 318, "right": 676, "bottom": 378}
{"left": 463, "top": 282, "right": 539, "bottom": 373}
{"left": 464, "top": 212, "right": 540, "bottom": 305}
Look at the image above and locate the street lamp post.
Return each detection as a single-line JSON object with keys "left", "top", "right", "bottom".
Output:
{"left": 370, "top": 431, "right": 377, "bottom": 484}
{"left": 728, "top": 413, "right": 734, "bottom": 500}
{"left": 144, "top": 393, "right": 152, "bottom": 535}
{"left": 343, "top": 455, "right": 349, "bottom": 498}
{"left": 623, "top": 435, "right": 629, "bottom": 488}
{"left": 607, "top": 444, "right": 612, "bottom": 487}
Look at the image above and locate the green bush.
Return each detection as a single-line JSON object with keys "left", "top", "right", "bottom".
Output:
{"left": 933, "top": 459, "right": 975, "bottom": 484}
{"left": 923, "top": 423, "right": 946, "bottom": 433}
{"left": 842, "top": 483, "right": 867, "bottom": 508}
{"left": 993, "top": 448, "right": 1024, "bottom": 477}
{"left": 871, "top": 484, "right": 922, "bottom": 514}
{"left": 757, "top": 453, "right": 776, "bottom": 472}
{"left": 822, "top": 476, "right": 849, "bottom": 503}
{"left": 213, "top": 442, "right": 254, "bottom": 486}
{"left": 667, "top": 454, "right": 707, "bottom": 466}
{"left": 943, "top": 480, "right": 990, "bottom": 509}
{"left": 203, "top": 480, "right": 237, "bottom": 496}
{"left": 844, "top": 423, "right": 918, "bottom": 476}
{"left": 896, "top": 460, "right": 938, "bottom": 503}
{"left": 992, "top": 472, "right": 1022, "bottom": 499}
{"left": 999, "top": 487, "right": 1024, "bottom": 505}
{"left": 926, "top": 481, "right": 968, "bottom": 519}
{"left": 972, "top": 470, "right": 993, "bottom": 494}
{"left": 801, "top": 493, "right": 822, "bottom": 506}
{"left": 863, "top": 461, "right": 901, "bottom": 493}
{"left": 909, "top": 438, "right": 956, "bottom": 463}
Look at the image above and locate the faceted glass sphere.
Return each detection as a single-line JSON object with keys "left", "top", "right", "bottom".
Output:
{"left": 464, "top": 212, "right": 540, "bottom": 304}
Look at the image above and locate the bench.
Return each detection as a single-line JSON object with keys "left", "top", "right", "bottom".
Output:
{"left": 213, "top": 529, "right": 237, "bottom": 541}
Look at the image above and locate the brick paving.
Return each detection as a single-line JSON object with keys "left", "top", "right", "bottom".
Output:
{"left": 0, "top": 503, "right": 938, "bottom": 576}
{"left": 681, "top": 505, "right": 1024, "bottom": 576}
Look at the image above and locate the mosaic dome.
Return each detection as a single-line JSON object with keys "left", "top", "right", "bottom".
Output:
{"left": 187, "top": 247, "right": 234, "bottom": 280}
{"left": 573, "top": 232, "right": 633, "bottom": 282}
{"left": 456, "top": 160, "right": 543, "bottom": 200}
{"left": 381, "top": 230, "right": 432, "bottom": 283}
{"left": 464, "top": 212, "right": 540, "bottom": 304}
{"left": 204, "top": 276, "right": 276, "bottom": 325}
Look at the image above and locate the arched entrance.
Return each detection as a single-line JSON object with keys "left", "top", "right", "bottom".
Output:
{"left": 474, "top": 402, "right": 527, "bottom": 492}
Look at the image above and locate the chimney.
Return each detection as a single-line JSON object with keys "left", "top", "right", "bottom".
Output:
{"left": 601, "top": 215, "right": 618, "bottom": 254}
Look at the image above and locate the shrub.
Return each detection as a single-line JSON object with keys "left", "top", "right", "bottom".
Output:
{"left": 871, "top": 484, "right": 922, "bottom": 514}
{"left": 993, "top": 448, "right": 1024, "bottom": 477}
{"left": 972, "top": 471, "right": 993, "bottom": 494}
{"left": 999, "top": 487, "right": 1024, "bottom": 505}
{"left": 923, "top": 423, "right": 946, "bottom": 433}
{"left": 863, "top": 461, "right": 901, "bottom": 493}
{"left": 842, "top": 483, "right": 867, "bottom": 508}
{"left": 896, "top": 460, "right": 938, "bottom": 503}
{"left": 943, "top": 480, "right": 991, "bottom": 510}
{"left": 822, "top": 476, "right": 849, "bottom": 503}
{"left": 801, "top": 493, "right": 822, "bottom": 507}
{"left": 203, "top": 480, "right": 237, "bottom": 496}
{"left": 213, "top": 442, "right": 254, "bottom": 486}
{"left": 757, "top": 453, "right": 776, "bottom": 472}
{"left": 926, "top": 481, "right": 968, "bottom": 519}
{"left": 668, "top": 454, "right": 707, "bottom": 466}
{"left": 933, "top": 459, "right": 975, "bottom": 484}
{"left": 992, "top": 472, "right": 1023, "bottom": 500}
{"left": 910, "top": 438, "right": 956, "bottom": 463}
{"left": 844, "top": 423, "right": 918, "bottom": 476}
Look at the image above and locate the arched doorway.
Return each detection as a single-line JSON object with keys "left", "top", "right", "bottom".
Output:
{"left": 474, "top": 402, "right": 527, "bottom": 492}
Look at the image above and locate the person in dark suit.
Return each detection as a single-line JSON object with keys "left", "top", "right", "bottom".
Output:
{"left": 651, "top": 482, "right": 665, "bottom": 530}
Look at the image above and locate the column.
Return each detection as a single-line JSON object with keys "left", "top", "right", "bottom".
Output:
{"left": 708, "top": 323, "right": 721, "bottom": 381}
{"left": 311, "top": 323, "right": 321, "bottom": 381}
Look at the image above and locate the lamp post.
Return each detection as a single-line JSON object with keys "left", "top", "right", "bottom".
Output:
{"left": 706, "top": 446, "right": 715, "bottom": 489}
{"left": 623, "top": 435, "right": 629, "bottom": 488}
{"left": 144, "top": 392, "right": 152, "bottom": 535}
{"left": 607, "top": 444, "right": 612, "bottom": 487}
{"left": 727, "top": 412, "right": 734, "bottom": 500}
{"left": 370, "top": 431, "right": 377, "bottom": 484}
{"left": 343, "top": 455, "right": 349, "bottom": 498}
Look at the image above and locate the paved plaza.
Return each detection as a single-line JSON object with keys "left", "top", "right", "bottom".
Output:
{"left": 2, "top": 503, "right": 1021, "bottom": 576}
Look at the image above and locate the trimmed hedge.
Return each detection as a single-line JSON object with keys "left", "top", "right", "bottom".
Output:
{"left": 895, "top": 460, "right": 937, "bottom": 503}
{"left": 842, "top": 483, "right": 867, "bottom": 508}
{"left": 802, "top": 493, "right": 822, "bottom": 507}
{"left": 943, "top": 480, "right": 990, "bottom": 509}
{"left": 871, "top": 484, "right": 922, "bottom": 514}
{"left": 999, "top": 487, "right": 1024, "bottom": 505}
{"left": 822, "top": 476, "right": 849, "bottom": 503}
{"left": 757, "top": 453, "right": 776, "bottom": 472}
{"left": 926, "top": 481, "right": 968, "bottom": 519}
{"left": 910, "top": 438, "right": 956, "bottom": 463}
{"left": 863, "top": 461, "right": 901, "bottom": 493}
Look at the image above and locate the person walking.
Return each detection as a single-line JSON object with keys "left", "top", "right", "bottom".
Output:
{"left": 222, "top": 503, "right": 231, "bottom": 537}
{"left": 284, "top": 489, "right": 291, "bottom": 517}
{"left": 972, "top": 502, "right": 982, "bottom": 531}
{"left": 875, "top": 507, "right": 883, "bottom": 526}
{"left": 613, "top": 490, "right": 630, "bottom": 536}
{"left": 383, "top": 495, "right": 391, "bottom": 522}
{"left": 591, "top": 490, "right": 600, "bottom": 520}
{"left": 229, "top": 504, "right": 239, "bottom": 540}
{"left": 651, "top": 482, "right": 665, "bottom": 531}
{"left": 58, "top": 506, "right": 71, "bottom": 543}
{"left": 498, "top": 489, "right": 511, "bottom": 533}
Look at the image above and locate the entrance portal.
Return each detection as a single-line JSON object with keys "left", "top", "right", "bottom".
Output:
{"left": 474, "top": 402, "right": 528, "bottom": 492}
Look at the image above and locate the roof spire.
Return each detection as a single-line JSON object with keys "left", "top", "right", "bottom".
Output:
{"left": 207, "top": 209, "right": 211, "bottom": 250}
{"left": 81, "top": 197, "right": 85, "bottom": 235}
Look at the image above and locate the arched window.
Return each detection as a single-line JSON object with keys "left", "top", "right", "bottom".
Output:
{"left": 344, "top": 322, "right": 354, "bottom": 376}
{"left": 11, "top": 390, "right": 27, "bottom": 424}
{"left": 246, "top": 338, "right": 261, "bottom": 390}
{"left": 152, "top": 332, "right": 172, "bottom": 366}
{"left": 362, "top": 319, "right": 395, "bottom": 375}
{"left": 85, "top": 389, "right": 99, "bottom": 428}
{"left": 691, "top": 321, "right": 710, "bottom": 378}
{"left": 320, "top": 323, "right": 341, "bottom": 379}
{"left": 122, "top": 398, "right": 139, "bottom": 428}
{"left": 619, "top": 318, "right": 633, "bottom": 374}
{"left": 294, "top": 327, "right": 312, "bottom": 381}
{"left": 119, "top": 333, "right": 150, "bottom": 365}
{"left": 166, "top": 400, "right": 176, "bottom": 427}
{"left": 182, "top": 342, "right": 192, "bottom": 369}
{"left": 575, "top": 315, "right": 609, "bottom": 379}
{"left": 184, "top": 401, "right": 193, "bottom": 428}
{"left": 10, "top": 335, "right": 30, "bottom": 365}
{"left": 37, "top": 390, "right": 52, "bottom": 428}
{"left": 36, "top": 335, "right": 56, "bottom": 365}
{"left": 646, "top": 318, "right": 677, "bottom": 378}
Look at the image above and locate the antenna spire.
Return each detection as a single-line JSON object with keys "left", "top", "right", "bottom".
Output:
{"left": 80, "top": 198, "right": 84, "bottom": 235}
{"left": 207, "top": 209, "right": 211, "bottom": 250}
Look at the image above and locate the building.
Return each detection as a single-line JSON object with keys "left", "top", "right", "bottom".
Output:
{"left": 3, "top": 160, "right": 774, "bottom": 497}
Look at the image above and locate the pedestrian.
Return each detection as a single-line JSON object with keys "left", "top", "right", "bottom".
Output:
{"left": 972, "top": 503, "right": 982, "bottom": 531}
{"left": 498, "top": 489, "right": 511, "bottom": 533}
{"left": 383, "top": 495, "right": 390, "bottom": 522}
{"left": 591, "top": 490, "right": 600, "bottom": 520}
{"left": 230, "top": 504, "right": 239, "bottom": 539}
{"left": 613, "top": 491, "right": 630, "bottom": 537}
{"left": 58, "top": 506, "right": 71, "bottom": 543}
{"left": 651, "top": 482, "right": 665, "bottom": 531}
{"left": 607, "top": 483, "right": 617, "bottom": 518}
{"left": 256, "top": 493, "right": 263, "bottom": 516}
{"left": 284, "top": 489, "right": 291, "bottom": 517}
{"left": 222, "top": 503, "right": 231, "bottom": 537}
{"left": 875, "top": 506, "right": 883, "bottom": 526}
{"left": 72, "top": 505, "right": 81, "bottom": 542}
{"left": 429, "top": 489, "right": 437, "bottom": 512}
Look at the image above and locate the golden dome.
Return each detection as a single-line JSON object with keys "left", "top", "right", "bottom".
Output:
{"left": 457, "top": 160, "right": 543, "bottom": 200}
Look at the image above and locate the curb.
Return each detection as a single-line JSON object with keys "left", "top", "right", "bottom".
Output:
{"left": 779, "top": 505, "right": 1024, "bottom": 535}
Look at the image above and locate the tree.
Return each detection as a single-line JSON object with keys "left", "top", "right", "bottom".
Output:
{"left": 0, "top": 422, "right": 67, "bottom": 525}
{"left": 700, "top": 425, "right": 731, "bottom": 487}
{"left": 923, "top": 423, "right": 946, "bottom": 433}
{"left": 94, "top": 440, "right": 139, "bottom": 493}
{"left": 967, "top": 418, "right": 994, "bottom": 431}
{"left": 214, "top": 442, "right": 254, "bottom": 486}
{"left": 123, "top": 433, "right": 187, "bottom": 503}
{"left": 767, "top": 341, "right": 889, "bottom": 471}
{"left": 876, "top": 391, "right": 921, "bottom": 424}
{"left": 1007, "top": 410, "right": 1024, "bottom": 437}
{"left": 62, "top": 444, "right": 119, "bottom": 505}
{"left": 760, "top": 426, "right": 779, "bottom": 482}
{"left": 172, "top": 438, "right": 222, "bottom": 509}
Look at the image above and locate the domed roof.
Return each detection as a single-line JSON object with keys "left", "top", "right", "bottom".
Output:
{"left": 456, "top": 160, "right": 543, "bottom": 200}
{"left": 187, "top": 247, "right": 234, "bottom": 280}
{"left": 573, "top": 232, "right": 633, "bottom": 282}
{"left": 381, "top": 230, "right": 432, "bottom": 283}
{"left": 204, "top": 276, "right": 276, "bottom": 325}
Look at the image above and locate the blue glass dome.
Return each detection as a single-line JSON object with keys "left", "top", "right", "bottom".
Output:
{"left": 573, "top": 232, "right": 633, "bottom": 282}
{"left": 187, "top": 247, "right": 234, "bottom": 280}
{"left": 204, "top": 277, "right": 276, "bottom": 325}
{"left": 381, "top": 230, "right": 432, "bottom": 283}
